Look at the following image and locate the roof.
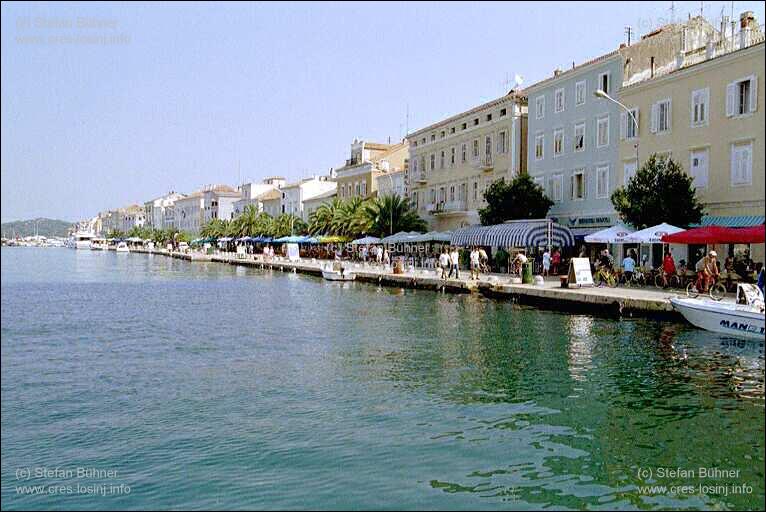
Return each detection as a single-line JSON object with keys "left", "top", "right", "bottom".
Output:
{"left": 260, "top": 189, "right": 282, "bottom": 201}
{"left": 408, "top": 90, "right": 526, "bottom": 138}
{"left": 303, "top": 189, "right": 337, "bottom": 203}
{"left": 451, "top": 220, "right": 575, "bottom": 247}
{"left": 522, "top": 50, "right": 620, "bottom": 92}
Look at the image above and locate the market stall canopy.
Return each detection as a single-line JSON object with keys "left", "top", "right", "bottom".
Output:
{"left": 125, "top": 237, "right": 144, "bottom": 242}
{"left": 624, "top": 223, "right": 684, "bottom": 244}
{"left": 351, "top": 236, "right": 381, "bottom": 245}
{"left": 236, "top": 236, "right": 255, "bottom": 242}
{"left": 694, "top": 215, "right": 765, "bottom": 227}
{"left": 380, "top": 231, "right": 422, "bottom": 244}
{"left": 661, "top": 225, "right": 765, "bottom": 244}
{"left": 252, "top": 236, "right": 273, "bottom": 243}
{"left": 217, "top": 237, "right": 234, "bottom": 242}
{"left": 451, "top": 220, "right": 575, "bottom": 248}
{"left": 584, "top": 224, "right": 634, "bottom": 244}
{"left": 273, "top": 235, "right": 318, "bottom": 244}
{"left": 411, "top": 231, "right": 453, "bottom": 243}
{"left": 317, "top": 235, "right": 349, "bottom": 244}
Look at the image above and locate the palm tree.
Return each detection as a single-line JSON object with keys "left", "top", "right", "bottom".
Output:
{"left": 235, "top": 205, "right": 260, "bottom": 237}
{"left": 332, "top": 197, "right": 371, "bottom": 238}
{"left": 308, "top": 198, "right": 343, "bottom": 235}
{"left": 200, "top": 218, "right": 230, "bottom": 238}
{"left": 364, "top": 194, "right": 427, "bottom": 237}
{"left": 272, "top": 214, "right": 307, "bottom": 238}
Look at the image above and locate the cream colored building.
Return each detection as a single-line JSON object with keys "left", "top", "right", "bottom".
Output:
{"left": 334, "top": 139, "right": 408, "bottom": 200}
{"left": 408, "top": 91, "right": 527, "bottom": 231}
{"left": 618, "top": 13, "right": 764, "bottom": 261}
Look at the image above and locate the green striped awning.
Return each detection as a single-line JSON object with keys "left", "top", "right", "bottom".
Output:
{"left": 693, "top": 215, "right": 765, "bottom": 228}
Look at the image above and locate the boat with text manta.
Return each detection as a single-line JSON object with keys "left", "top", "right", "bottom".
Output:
{"left": 671, "top": 284, "right": 765, "bottom": 340}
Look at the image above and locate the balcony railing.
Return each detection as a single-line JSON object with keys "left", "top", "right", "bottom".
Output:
{"left": 473, "top": 154, "right": 493, "bottom": 170}
{"left": 432, "top": 200, "right": 467, "bottom": 214}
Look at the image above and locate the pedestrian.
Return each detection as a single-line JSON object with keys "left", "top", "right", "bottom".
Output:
{"left": 470, "top": 246, "right": 480, "bottom": 280}
{"left": 439, "top": 247, "right": 450, "bottom": 279}
{"left": 622, "top": 250, "right": 636, "bottom": 283}
{"left": 551, "top": 248, "right": 561, "bottom": 275}
{"left": 376, "top": 245, "right": 383, "bottom": 265}
{"left": 542, "top": 248, "right": 551, "bottom": 277}
{"left": 478, "top": 246, "right": 488, "bottom": 273}
{"left": 383, "top": 248, "right": 390, "bottom": 266}
{"left": 449, "top": 246, "right": 460, "bottom": 279}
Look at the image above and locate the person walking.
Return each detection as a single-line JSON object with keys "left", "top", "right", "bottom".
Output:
{"left": 551, "top": 248, "right": 561, "bottom": 275}
{"left": 449, "top": 246, "right": 460, "bottom": 279}
{"left": 470, "top": 246, "right": 481, "bottom": 280}
{"left": 542, "top": 248, "right": 551, "bottom": 277}
{"left": 383, "top": 248, "right": 390, "bottom": 267}
{"left": 439, "top": 247, "right": 450, "bottom": 279}
{"left": 478, "top": 246, "right": 489, "bottom": 273}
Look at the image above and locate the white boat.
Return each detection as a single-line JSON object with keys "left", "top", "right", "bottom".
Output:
{"left": 69, "top": 231, "right": 95, "bottom": 249}
{"left": 90, "top": 238, "right": 108, "bottom": 250}
{"left": 115, "top": 241, "right": 130, "bottom": 253}
{"left": 671, "top": 284, "right": 765, "bottom": 340}
{"left": 321, "top": 263, "right": 355, "bottom": 281}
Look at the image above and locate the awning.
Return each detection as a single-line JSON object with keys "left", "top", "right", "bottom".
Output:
{"left": 625, "top": 223, "right": 684, "bottom": 244}
{"left": 351, "top": 236, "right": 381, "bottom": 245}
{"left": 451, "top": 220, "right": 575, "bottom": 248}
{"left": 584, "top": 224, "right": 634, "bottom": 244}
{"left": 381, "top": 231, "right": 422, "bottom": 244}
{"left": 694, "top": 215, "right": 765, "bottom": 227}
{"left": 661, "top": 225, "right": 765, "bottom": 244}
{"left": 411, "top": 231, "right": 452, "bottom": 243}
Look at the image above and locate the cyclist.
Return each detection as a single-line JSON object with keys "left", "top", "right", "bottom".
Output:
{"left": 596, "top": 249, "right": 615, "bottom": 284}
{"left": 698, "top": 250, "right": 720, "bottom": 292}
{"left": 622, "top": 250, "right": 636, "bottom": 283}
{"left": 657, "top": 250, "right": 676, "bottom": 287}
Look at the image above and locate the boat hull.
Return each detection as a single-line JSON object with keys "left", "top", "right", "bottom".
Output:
{"left": 671, "top": 297, "right": 765, "bottom": 340}
{"left": 321, "top": 270, "right": 355, "bottom": 281}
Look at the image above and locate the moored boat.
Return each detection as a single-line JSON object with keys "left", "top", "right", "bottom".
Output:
{"left": 90, "top": 238, "right": 108, "bottom": 250}
{"left": 671, "top": 284, "right": 765, "bottom": 340}
{"left": 321, "top": 262, "right": 355, "bottom": 281}
{"left": 115, "top": 241, "right": 130, "bottom": 253}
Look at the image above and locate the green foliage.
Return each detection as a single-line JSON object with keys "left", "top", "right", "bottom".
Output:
{"left": 1, "top": 218, "right": 73, "bottom": 238}
{"left": 127, "top": 225, "right": 153, "bottom": 239}
{"left": 478, "top": 174, "right": 554, "bottom": 225}
{"left": 271, "top": 214, "right": 307, "bottom": 238}
{"left": 364, "top": 194, "right": 428, "bottom": 237}
{"left": 611, "top": 153, "right": 704, "bottom": 229}
{"left": 106, "top": 229, "right": 126, "bottom": 239}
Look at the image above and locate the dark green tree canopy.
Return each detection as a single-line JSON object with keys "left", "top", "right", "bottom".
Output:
{"left": 478, "top": 174, "right": 554, "bottom": 225}
{"left": 611, "top": 154, "right": 704, "bottom": 229}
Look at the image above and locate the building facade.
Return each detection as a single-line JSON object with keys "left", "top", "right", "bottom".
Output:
{"left": 375, "top": 168, "right": 406, "bottom": 198}
{"left": 334, "top": 139, "right": 408, "bottom": 201}
{"left": 143, "top": 191, "right": 185, "bottom": 229}
{"left": 303, "top": 189, "right": 338, "bottom": 219}
{"left": 618, "top": 15, "right": 764, "bottom": 260}
{"left": 407, "top": 91, "right": 527, "bottom": 231}
{"left": 280, "top": 176, "right": 337, "bottom": 221}
{"left": 232, "top": 179, "right": 285, "bottom": 218}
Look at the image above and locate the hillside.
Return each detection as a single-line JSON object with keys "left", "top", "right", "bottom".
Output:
{"left": 1, "top": 218, "right": 74, "bottom": 238}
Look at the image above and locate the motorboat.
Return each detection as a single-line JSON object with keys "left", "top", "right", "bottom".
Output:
{"left": 115, "top": 241, "right": 130, "bottom": 253}
{"left": 90, "top": 238, "right": 108, "bottom": 250}
{"left": 671, "top": 284, "right": 765, "bottom": 340}
{"left": 321, "top": 262, "right": 355, "bottom": 281}
{"left": 68, "top": 231, "right": 94, "bottom": 249}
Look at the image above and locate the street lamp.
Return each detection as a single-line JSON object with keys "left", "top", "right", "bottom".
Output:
{"left": 594, "top": 89, "right": 639, "bottom": 167}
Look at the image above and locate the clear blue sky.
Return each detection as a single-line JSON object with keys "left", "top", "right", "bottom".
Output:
{"left": 2, "top": 1, "right": 764, "bottom": 222}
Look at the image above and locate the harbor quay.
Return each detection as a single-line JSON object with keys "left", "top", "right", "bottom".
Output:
{"left": 131, "top": 247, "right": 681, "bottom": 319}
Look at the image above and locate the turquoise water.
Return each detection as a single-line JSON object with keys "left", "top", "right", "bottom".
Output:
{"left": 1, "top": 248, "right": 764, "bottom": 510}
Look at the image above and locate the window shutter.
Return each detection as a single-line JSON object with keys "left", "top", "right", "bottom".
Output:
{"left": 731, "top": 145, "right": 740, "bottom": 183}
{"left": 749, "top": 76, "right": 758, "bottom": 112}
{"left": 634, "top": 108, "right": 640, "bottom": 135}
{"left": 650, "top": 103, "right": 658, "bottom": 133}
{"left": 582, "top": 172, "right": 587, "bottom": 199}
{"left": 744, "top": 145, "right": 752, "bottom": 182}
{"left": 726, "top": 82, "right": 735, "bottom": 117}
{"left": 570, "top": 175, "right": 575, "bottom": 199}
{"left": 666, "top": 99, "right": 672, "bottom": 130}
{"left": 620, "top": 112, "right": 627, "bottom": 140}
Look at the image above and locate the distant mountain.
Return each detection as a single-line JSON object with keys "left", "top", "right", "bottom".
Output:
{"left": 1, "top": 218, "right": 74, "bottom": 238}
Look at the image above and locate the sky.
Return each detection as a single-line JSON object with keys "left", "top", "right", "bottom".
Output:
{"left": 2, "top": 1, "right": 764, "bottom": 222}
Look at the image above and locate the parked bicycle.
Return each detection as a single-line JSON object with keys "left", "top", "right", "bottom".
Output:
{"left": 594, "top": 266, "right": 619, "bottom": 288}
{"left": 654, "top": 270, "right": 681, "bottom": 289}
{"left": 686, "top": 272, "right": 726, "bottom": 301}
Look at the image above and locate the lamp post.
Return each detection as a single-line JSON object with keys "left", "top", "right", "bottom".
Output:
{"left": 594, "top": 89, "right": 639, "bottom": 167}
{"left": 383, "top": 172, "right": 395, "bottom": 236}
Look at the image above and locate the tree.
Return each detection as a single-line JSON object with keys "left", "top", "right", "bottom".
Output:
{"left": 611, "top": 153, "right": 704, "bottom": 229}
{"left": 364, "top": 194, "right": 428, "bottom": 237}
{"left": 308, "top": 198, "right": 343, "bottom": 235}
{"left": 106, "top": 229, "right": 125, "bottom": 239}
{"left": 478, "top": 174, "right": 554, "bottom": 225}
{"left": 272, "top": 214, "right": 307, "bottom": 238}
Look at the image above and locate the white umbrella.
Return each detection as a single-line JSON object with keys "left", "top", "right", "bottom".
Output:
{"left": 584, "top": 224, "right": 634, "bottom": 244}
{"left": 624, "top": 223, "right": 684, "bottom": 244}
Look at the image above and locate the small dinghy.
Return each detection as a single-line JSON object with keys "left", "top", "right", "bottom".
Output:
{"left": 115, "top": 241, "right": 130, "bottom": 253}
{"left": 321, "top": 262, "right": 355, "bottom": 281}
{"left": 671, "top": 284, "right": 765, "bottom": 340}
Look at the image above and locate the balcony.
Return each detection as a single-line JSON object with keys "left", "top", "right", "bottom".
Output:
{"left": 432, "top": 200, "right": 467, "bottom": 216}
{"left": 414, "top": 172, "right": 429, "bottom": 184}
{"left": 473, "top": 154, "right": 493, "bottom": 171}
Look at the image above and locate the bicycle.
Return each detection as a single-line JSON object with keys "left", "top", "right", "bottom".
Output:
{"left": 654, "top": 271, "right": 680, "bottom": 289}
{"left": 686, "top": 272, "right": 726, "bottom": 301}
{"left": 594, "top": 266, "right": 618, "bottom": 288}
{"left": 621, "top": 269, "right": 645, "bottom": 287}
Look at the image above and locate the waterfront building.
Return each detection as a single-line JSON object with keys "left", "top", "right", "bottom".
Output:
{"left": 173, "top": 193, "right": 203, "bottom": 234}
{"left": 303, "top": 189, "right": 338, "bottom": 218}
{"left": 618, "top": 12, "right": 764, "bottom": 262}
{"left": 407, "top": 91, "right": 527, "bottom": 231}
{"left": 232, "top": 178, "right": 284, "bottom": 218}
{"left": 260, "top": 190, "right": 283, "bottom": 218}
{"left": 334, "top": 139, "right": 408, "bottom": 200}
{"left": 120, "top": 205, "right": 145, "bottom": 233}
{"left": 279, "top": 175, "right": 337, "bottom": 221}
{"left": 524, "top": 15, "right": 717, "bottom": 240}
{"left": 375, "top": 168, "right": 406, "bottom": 198}
{"left": 202, "top": 184, "right": 240, "bottom": 223}
{"left": 143, "top": 191, "right": 185, "bottom": 229}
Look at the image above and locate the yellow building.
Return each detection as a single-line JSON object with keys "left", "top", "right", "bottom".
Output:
{"left": 618, "top": 16, "right": 764, "bottom": 261}
{"left": 333, "top": 139, "right": 408, "bottom": 201}
{"left": 408, "top": 91, "right": 527, "bottom": 231}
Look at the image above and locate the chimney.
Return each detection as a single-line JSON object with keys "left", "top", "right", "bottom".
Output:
{"left": 553, "top": 68, "right": 563, "bottom": 77}
{"left": 740, "top": 11, "right": 756, "bottom": 30}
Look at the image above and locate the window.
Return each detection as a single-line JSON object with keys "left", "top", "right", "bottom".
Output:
{"left": 596, "top": 115, "right": 609, "bottom": 148}
{"left": 473, "top": 181, "right": 478, "bottom": 201}
{"left": 621, "top": 108, "right": 639, "bottom": 139}
{"left": 440, "top": 130, "right": 445, "bottom": 138}
{"left": 731, "top": 141, "right": 753, "bottom": 186}
{"left": 419, "top": 156, "right": 425, "bottom": 174}
{"left": 450, "top": 147, "right": 455, "bottom": 166}
{"left": 550, "top": 174, "right": 564, "bottom": 202}
{"left": 535, "top": 133, "right": 544, "bottom": 160}
{"left": 553, "top": 129, "right": 563, "bottom": 156}
{"left": 691, "top": 88, "right": 709, "bottom": 127}
{"left": 412, "top": 158, "right": 418, "bottom": 173}
{"left": 440, "top": 150, "right": 445, "bottom": 169}
{"left": 429, "top": 188, "right": 436, "bottom": 203}
{"left": 461, "top": 122, "right": 467, "bottom": 130}
{"left": 486, "top": 113, "right": 492, "bottom": 122}
{"left": 535, "top": 96, "right": 545, "bottom": 119}
{"left": 450, "top": 127, "right": 455, "bottom": 134}
{"left": 500, "top": 108, "right": 507, "bottom": 117}
{"left": 472, "top": 139, "right": 479, "bottom": 158}
{"left": 575, "top": 80, "right": 586, "bottom": 105}
{"left": 497, "top": 131, "right": 507, "bottom": 153}
{"left": 430, "top": 153, "right": 435, "bottom": 170}
{"left": 474, "top": 118, "right": 479, "bottom": 126}
{"left": 449, "top": 185, "right": 455, "bottom": 202}
{"left": 484, "top": 135, "right": 492, "bottom": 157}
{"left": 623, "top": 160, "right": 637, "bottom": 185}
{"left": 689, "top": 148, "right": 709, "bottom": 188}
{"left": 362, "top": 181, "right": 367, "bottom": 196}
{"left": 431, "top": 134, "right": 436, "bottom": 142}
{"left": 598, "top": 72, "right": 610, "bottom": 94}
{"left": 574, "top": 122, "right": 585, "bottom": 151}
{"left": 727, "top": 76, "right": 757, "bottom": 116}
{"left": 461, "top": 143, "right": 467, "bottom": 163}
{"left": 651, "top": 99, "right": 672, "bottom": 133}
{"left": 596, "top": 165, "right": 609, "bottom": 198}
{"left": 571, "top": 170, "right": 586, "bottom": 200}
{"left": 555, "top": 88, "right": 565, "bottom": 112}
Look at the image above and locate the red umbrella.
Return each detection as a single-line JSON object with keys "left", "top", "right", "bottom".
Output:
{"left": 661, "top": 225, "right": 765, "bottom": 244}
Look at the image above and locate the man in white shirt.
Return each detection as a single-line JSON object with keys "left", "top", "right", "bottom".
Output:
{"left": 439, "top": 248, "right": 450, "bottom": 279}
{"left": 449, "top": 247, "right": 460, "bottom": 279}
{"left": 542, "top": 249, "right": 551, "bottom": 276}
{"left": 470, "top": 247, "right": 481, "bottom": 280}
